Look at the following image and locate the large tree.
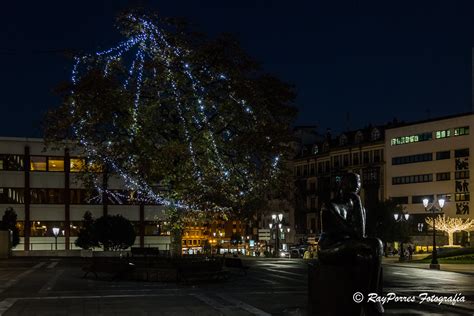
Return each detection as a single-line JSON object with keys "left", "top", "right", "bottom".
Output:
{"left": 426, "top": 215, "right": 474, "bottom": 247}
{"left": 44, "top": 11, "right": 296, "bottom": 254}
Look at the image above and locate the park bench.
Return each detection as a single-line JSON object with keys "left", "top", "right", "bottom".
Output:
{"left": 224, "top": 257, "right": 249, "bottom": 275}
{"left": 131, "top": 247, "right": 159, "bottom": 257}
{"left": 177, "top": 259, "right": 229, "bottom": 284}
{"left": 82, "top": 258, "right": 135, "bottom": 280}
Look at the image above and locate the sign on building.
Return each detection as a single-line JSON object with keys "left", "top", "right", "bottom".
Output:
{"left": 258, "top": 229, "right": 271, "bottom": 241}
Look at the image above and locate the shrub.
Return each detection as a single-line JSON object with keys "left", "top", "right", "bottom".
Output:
{"left": 94, "top": 214, "right": 136, "bottom": 251}
{"left": 75, "top": 211, "right": 99, "bottom": 250}
{"left": 0, "top": 207, "right": 20, "bottom": 247}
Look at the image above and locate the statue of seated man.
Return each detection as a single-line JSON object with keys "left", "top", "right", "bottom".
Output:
{"left": 318, "top": 173, "right": 384, "bottom": 313}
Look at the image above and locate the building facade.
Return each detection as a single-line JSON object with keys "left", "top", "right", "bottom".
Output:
{"left": 291, "top": 126, "right": 386, "bottom": 242}
{"left": 385, "top": 113, "right": 473, "bottom": 248}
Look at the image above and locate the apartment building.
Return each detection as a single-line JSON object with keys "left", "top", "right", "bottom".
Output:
{"left": 385, "top": 112, "right": 473, "bottom": 247}
{"left": 292, "top": 126, "right": 386, "bottom": 240}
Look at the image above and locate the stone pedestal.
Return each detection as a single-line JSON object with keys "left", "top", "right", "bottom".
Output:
{"left": 0, "top": 230, "right": 12, "bottom": 259}
{"left": 308, "top": 260, "right": 382, "bottom": 316}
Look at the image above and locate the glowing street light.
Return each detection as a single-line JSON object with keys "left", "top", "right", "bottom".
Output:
{"left": 423, "top": 198, "right": 446, "bottom": 269}
{"left": 52, "top": 227, "right": 60, "bottom": 250}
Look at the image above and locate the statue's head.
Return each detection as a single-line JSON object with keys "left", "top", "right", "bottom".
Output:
{"left": 340, "top": 173, "right": 361, "bottom": 194}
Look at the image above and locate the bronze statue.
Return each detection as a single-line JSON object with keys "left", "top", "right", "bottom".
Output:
{"left": 317, "top": 173, "right": 384, "bottom": 315}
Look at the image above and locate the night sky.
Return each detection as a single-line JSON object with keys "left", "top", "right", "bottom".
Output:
{"left": 1, "top": 1, "right": 474, "bottom": 137}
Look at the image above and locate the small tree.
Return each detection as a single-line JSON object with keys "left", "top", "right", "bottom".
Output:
{"left": 75, "top": 211, "right": 99, "bottom": 250}
{"left": 426, "top": 215, "right": 474, "bottom": 246}
{"left": 0, "top": 207, "right": 20, "bottom": 247}
{"left": 94, "top": 215, "right": 136, "bottom": 251}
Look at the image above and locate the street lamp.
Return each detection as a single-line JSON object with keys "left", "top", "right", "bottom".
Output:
{"left": 212, "top": 232, "right": 216, "bottom": 255}
{"left": 423, "top": 198, "right": 445, "bottom": 269}
{"left": 393, "top": 211, "right": 410, "bottom": 261}
{"left": 52, "top": 227, "right": 60, "bottom": 250}
{"left": 270, "top": 213, "right": 284, "bottom": 257}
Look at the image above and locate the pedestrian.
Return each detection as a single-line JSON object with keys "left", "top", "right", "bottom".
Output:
{"left": 407, "top": 245, "right": 413, "bottom": 260}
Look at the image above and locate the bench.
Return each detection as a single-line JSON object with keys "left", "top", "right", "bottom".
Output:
{"left": 177, "top": 260, "right": 229, "bottom": 284}
{"left": 82, "top": 258, "right": 135, "bottom": 280}
{"left": 224, "top": 257, "right": 249, "bottom": 275}
{"left": 131, "top": 247, "right": 159, "bottom": 257}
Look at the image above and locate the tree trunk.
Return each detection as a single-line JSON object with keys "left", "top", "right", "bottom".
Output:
{"left": 170, "top": 229, "right": 183, "bottom": 257}
{"left": 448, "top": 231, "right": 454, "bottom": 246}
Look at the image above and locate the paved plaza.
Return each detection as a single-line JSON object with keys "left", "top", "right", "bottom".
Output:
{"left": 0, "top": 257, "right": 473, "bottom": 315}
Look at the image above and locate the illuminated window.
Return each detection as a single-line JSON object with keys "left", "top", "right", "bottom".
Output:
{"left": 70, "top": 158, "right": 85, "bottom": 172}
{"left": 390, "top": 132, "right": 432, "bottom": 146}
{"left": 48, "top": 157, "right": 64, "bottom": 172}
{"left": 435, "top": 129, "right": 451, "bottom": 139}
{"left": 455, "top": 193, "right": 470, "bottom": 201}
{"left": 30, "top": 156, "right": 46, "bottom": 171}
{"left": 437, "top": 194, "right": 452, "bottom": 202}
{"left": 454, "top": 126, "right": 469, "bottom": 136}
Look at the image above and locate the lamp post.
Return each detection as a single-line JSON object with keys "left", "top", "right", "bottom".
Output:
{"left": 212, "top": 232, "right": 216, "bottom": 255}
{"left": 393, "top": 212, "right": 410, "bottom": 261}
{"left": 269, "top": 213, "right": 284, "bottom": 257}
{"left": 423, "top": 198, "right": 445, "bottom": 269}
{"left": 52, "top": 227, "right": 60, "bottom": 250}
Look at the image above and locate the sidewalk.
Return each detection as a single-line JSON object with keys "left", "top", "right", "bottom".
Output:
{"left": 382, "top": 256, "right": 474, "bottom": 274}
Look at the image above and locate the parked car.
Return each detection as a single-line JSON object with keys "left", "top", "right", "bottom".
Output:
{"left": 290, "top": 249, "right": 300, "bottom": 258}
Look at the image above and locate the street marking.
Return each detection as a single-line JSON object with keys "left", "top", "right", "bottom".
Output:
{"left": 263, "top": 268, "right": 303, "bottom": 277}
{"left": 261, "top": 272, "right": 306, "bottom": 284}
{"left": 217, "top": 293, "right": 271, "bottom": 316}
{"left": 248, "top": 276, "right": 279, "bottom": 285}
{"left": 0, "top": 298, "right": 18, "bottom": 316}
{"left": 0, "top": 262, "right": 46, "bottom": 293}
{"left": 38, "top": 269, "right": 64, "bottom": 294}
{"left": 191, "top": 293, "right": 231, "bottom": 313}
{"left": 0, "top": 290, "right": 307, "bottom": 315}
{"left": 46, "top": 261, "right": 59, "bottom": 269}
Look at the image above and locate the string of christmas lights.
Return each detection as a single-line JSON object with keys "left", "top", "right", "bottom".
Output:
{"left": 69, "top": 13, "right": 279, "bottom": 209}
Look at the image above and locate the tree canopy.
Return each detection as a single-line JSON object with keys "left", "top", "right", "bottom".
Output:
{"left": 44, "top": 11, "right": 296, "bottom": 222}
